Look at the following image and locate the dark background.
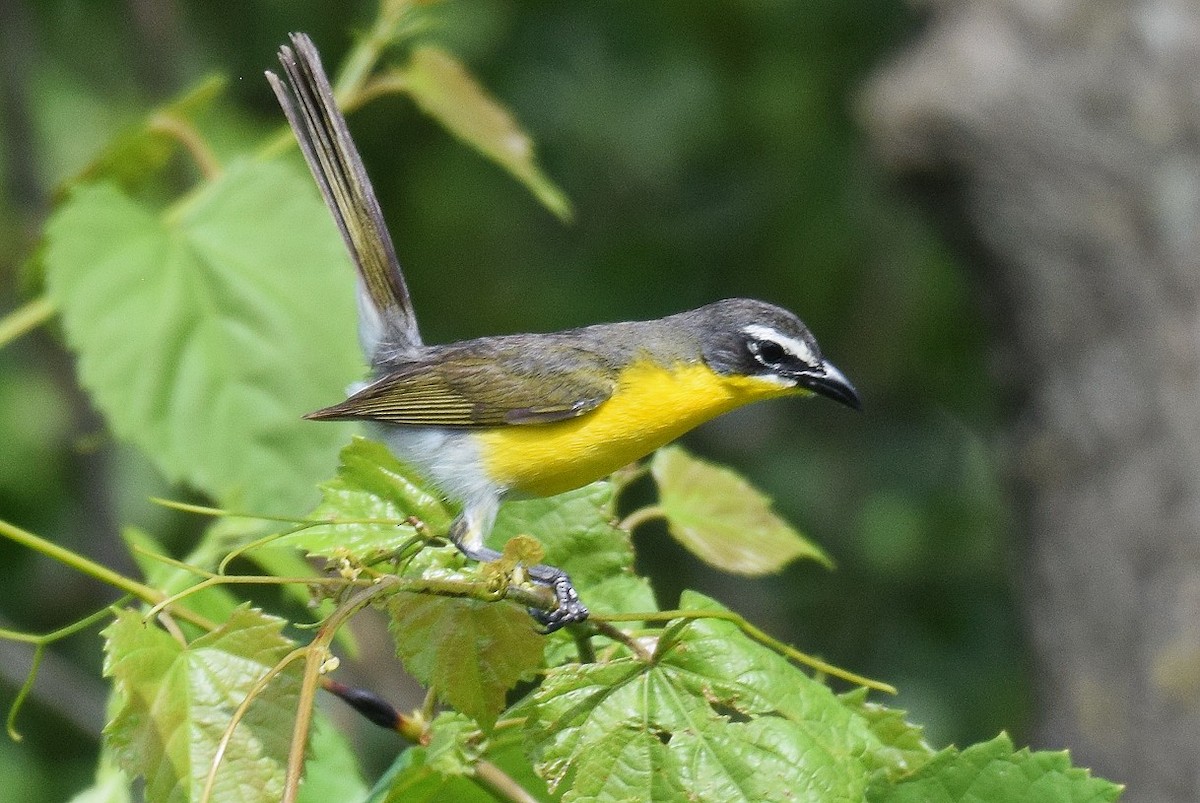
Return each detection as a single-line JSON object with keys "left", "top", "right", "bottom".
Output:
{"left": 0, "top": 2, "right": 1023, "bottom": 799}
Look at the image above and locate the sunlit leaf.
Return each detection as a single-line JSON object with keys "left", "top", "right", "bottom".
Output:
{"left": 387, "top": 592, "right": 543, "bottom": 729}
{"left": 651, "top": 445, "right": 832, "bottom": 574}
{"left": 399, "top": 46, "right": 572, "bottom": 221}
{"left": 840, "top": 688, "right": 934, "bottom": 789}
{"left": 43, "top": 161, "right": 363, "bottom": 517}
{"left": 521, "top": 591, "right": 875, "bottom": 802}
{"left": 870, "top": 733, "right": 1124, "bottom": 803}
{"left": 275, "top": 436, "right": 454, "bottom": 559}
{"left": 103, "top": 606, "right": 300, "bottom": 803}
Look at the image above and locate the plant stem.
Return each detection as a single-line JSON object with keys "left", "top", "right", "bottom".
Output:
{"left": 474, "top": 760, "right": 543, "bottom": 803}
{"left": 333, "top": 0, "right": 418, "bottom": 100}
{"left": 618, "top": 505, "right": 665, "bottom": 532}
{"left": 0, "top": 518, "right": 160, "bottom": 604}
{"left": 203, "top": 646, "right": 310, "bottom": 803}
{"left": 599, "top": 608, "right": 898, "bottom": 695}
{"left": 591, "top": 620, "right": 652, "bottom": 663}
{"left": 0, "top": 518, "right": 215, "bottom": 632}
{"left": 149, "top": 113, "right": 221, "bottom": 180}
{"left": 281, "top": 577, "right": 400, "bottom": 803}
{"left": 3, "top": 599, "right": 130, "bottom": 740}
{"left": 0, "top": 296, "right": 55, "bottom": 349}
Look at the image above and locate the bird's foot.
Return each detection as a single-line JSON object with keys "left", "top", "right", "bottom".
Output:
{"left": 529, "top": 569, "right": 589, "bottom": 633}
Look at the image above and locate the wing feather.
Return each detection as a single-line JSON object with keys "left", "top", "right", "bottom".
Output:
{"left": 306, "top": 344, "right": 618, "bottom": 427}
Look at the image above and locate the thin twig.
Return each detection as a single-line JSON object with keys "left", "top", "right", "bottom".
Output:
{"left": 598, "top": 608, "right": 897, "bottom": 694}
{"left": 474, "top": 759, "right": 543, "bottom": 803}
{"left": 0, "top": 296, "right": 54, "bottom": 349}
{"left": 590, "top": 620, "right": 652, "bottom": 663}
{"left": 1, "top": 598, "right": 130, "bottom": 740}
{"left": 617, "top": 504, "right": 665, "bottom": 533}
{"left": 281, "top": 577, "right": 400, "bottom": 803}
{"left": 148, "top": 113, "right": 221, "bottom": 180}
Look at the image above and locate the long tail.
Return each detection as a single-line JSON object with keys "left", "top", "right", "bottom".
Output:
{"left": 267, "top": 33, "right": 422, "bottom": 358}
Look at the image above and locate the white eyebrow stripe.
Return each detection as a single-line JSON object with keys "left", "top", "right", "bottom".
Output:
{"left": 742, "top": 324, "right": 818, "bottom": 366}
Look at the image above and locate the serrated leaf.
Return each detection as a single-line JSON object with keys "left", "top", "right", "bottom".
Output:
{"left": 276, "top": 437, "right": 454, "bottom": 559}
{"left": 840, "top": 687, "right": 934, "bottom": 786}
{"left": 493, "top": 483, "right": 657, "bottom": 665}
{"left": 565, "top": 727, "right": 685, "bottom": 803}
{"left": 372, "top": 748, "right": 468, "bottom": 803}
{"left": 43, "top": 161, "right": 362, "bottom": 517}
{"left": 103, "top": 606, "right": 301, "bottom": 803}
{"left": 872, "top": 733, "right": 1124, "bottom": 803}
{"left": 521, "top": 591, "right": 875, "bottom": 802}
{"left": 400, "top": 46, "right": 572, "bottom": 221}
{"left": 651, "top": 445, "right": 832, "bottom": 574}
{"left": 387, "top": 592, "right": 543, "bottom": 729}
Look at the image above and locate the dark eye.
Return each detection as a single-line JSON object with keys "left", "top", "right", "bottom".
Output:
{"left": 752, "top": 339, "right": 786, "bottom": 365}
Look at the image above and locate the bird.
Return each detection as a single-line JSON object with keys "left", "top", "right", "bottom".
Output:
{"left": 267, "top": 33, "right": 861, "bottom": 632}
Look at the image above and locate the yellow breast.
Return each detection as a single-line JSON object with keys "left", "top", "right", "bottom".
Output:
{"left": 475, "top": 360, "right": 798, "bottom": 497}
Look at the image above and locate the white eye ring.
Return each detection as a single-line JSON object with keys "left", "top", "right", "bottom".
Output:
{"left": 750, "top": 339, "right": 787, "bottom": 365}
{"left": 742, "top": 324, "right": 818, "bottom": 367}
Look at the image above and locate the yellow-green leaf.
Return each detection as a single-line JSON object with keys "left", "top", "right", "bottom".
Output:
{"left": 43, "top": 161, "right": 363, "bottom": 516}
{"left": 650, "top": 445, "right": 832, "bottom": 574}
{"left": 275, "top": 436, "right": 454, "bottom": 560}
{"left": 71, "top": 74, "right": 226, "bottom": 193}
{"left": 103, "top": 607, "right": 302, "bottom": 803}
{"left": 399, "top": 46, "right": 572, "bottom": 221}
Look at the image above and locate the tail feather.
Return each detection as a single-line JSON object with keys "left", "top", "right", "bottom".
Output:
{"left": 267, "top": 33, "right": 422, "bottom": 357}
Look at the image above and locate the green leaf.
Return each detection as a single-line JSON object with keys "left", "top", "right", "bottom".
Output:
{"left": 371, "top": 748, "right": 470, "bottom": 803}
{"left": 71, "top": 75, "right": 227, "bottom": 193}
{"left": 650, "top": 445, "right": 832, "bottom": 574}
{"left": 369, "top": 737, "right": 550, "bottom": 803}
{"left": 43, "top": 161, "right": 363, "bottom": 516}
{"left": 840, "top": 687, "right": 935, "bottom": 787}
{"left": 871, "top": 733, "right": 1124, "bottom": 803}
{"left": 275, "top": 436, "right": 454, "bottom": 559}
{"left": 399, "top": 46, "right": 573, "bottom": 221}
{"left": 423, "top": 712, "right": 481, "bottom": 777}
{"left": 387, "top": 592, "right": 543, "bottom": 729}
{"left": 66, "top": 753, "right": 132, "bottom": 803}
{"left": 103, "top": 606, "right": 301, "bottom": 803}
{"left": 521, "top": 591, "right": 875, "bottom": 802}
{"left": 490, "top": 480, "right": 656, "bottom": 617}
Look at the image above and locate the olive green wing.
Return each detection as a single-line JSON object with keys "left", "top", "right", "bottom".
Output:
{"left": 306, "top": 348, "right": 618, "bottom": 428}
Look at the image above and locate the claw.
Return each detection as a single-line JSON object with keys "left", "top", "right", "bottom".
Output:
{"left": 529, "top": 571, "right": 589, "bottom": 633}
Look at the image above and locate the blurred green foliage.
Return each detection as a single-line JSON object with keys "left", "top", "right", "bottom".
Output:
{"left": 0, "top": 1, "right": 1020, "bottom": 799}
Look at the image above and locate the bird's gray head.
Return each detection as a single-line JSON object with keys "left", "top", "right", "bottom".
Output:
{"left": 686, "top": 298, "right": 861, "bottom": 410}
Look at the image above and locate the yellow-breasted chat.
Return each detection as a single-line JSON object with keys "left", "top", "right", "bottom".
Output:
{"left": 268, "top": 34, "right": 860, "bottom": 631}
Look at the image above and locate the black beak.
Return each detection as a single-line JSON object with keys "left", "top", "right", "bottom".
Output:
{"left": 799, "top": 359, "right": 861, "bottom": 411}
